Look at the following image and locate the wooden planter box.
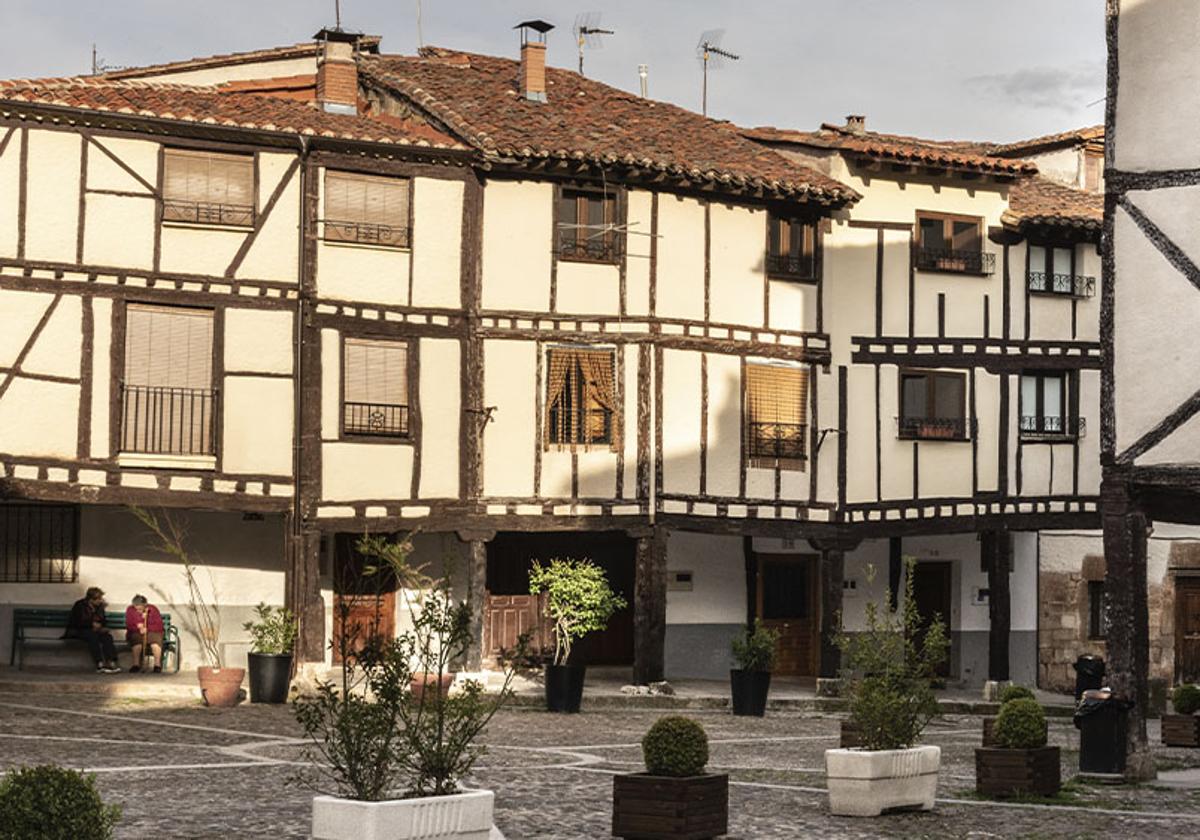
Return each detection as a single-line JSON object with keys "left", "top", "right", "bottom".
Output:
{"left": 982, "top": 717, "right": 1048, "bottom": 748}
{"left": 975, "top": 746, "right": 1061, "bottom": 798}
{"left": 840, "top": 720, "right": 862, "bottom": 749}
{"left": 612, "top": 773, "right": 728, "bottom": 840}
{"left": 1162, "top": 714, "right": 1200, "bottom": 747}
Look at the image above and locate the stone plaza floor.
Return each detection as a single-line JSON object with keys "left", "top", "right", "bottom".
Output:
{"left": 2, "top": 689, "right": 1200, "bottom": 838}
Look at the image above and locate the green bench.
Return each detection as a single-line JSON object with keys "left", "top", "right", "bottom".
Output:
{"left": 10, "top": 607, "right": 181, "bottom": 672}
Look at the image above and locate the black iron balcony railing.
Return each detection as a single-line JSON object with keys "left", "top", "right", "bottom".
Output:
{"left": 343, "top": 402, "right": 410, "bottom": 438}
{"left": 120, "top": 384, "right": 218, "bottom": 456}
{"left": 914, "top": 247, "right": 995, "bottom": 275}
{"left": 765, "top": 253, "right": 817, "bottom": 281}
{"left": 747, "top": 422, "right": 808, "bottom": 461}
{"left": 1028, "top": 271, "right": 1096, "bottom": 298}
{"left": 162, "top": 199, "right": 254, "bottom": 227}
{"left": 556, "top": 232, "right": 623, "bottom": 263}
{"left": 1020, "top": 415, "right": 1087, "bottom": 439}
{"left": 323, "top": 219, "right": 411, "bottom": 249}
{"left": 897, "top": 416, "right": 974, "bottom": 441}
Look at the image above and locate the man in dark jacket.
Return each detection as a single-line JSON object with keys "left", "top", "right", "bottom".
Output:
{"left": 67, "top": 587, "right": 120, "bottom": 673}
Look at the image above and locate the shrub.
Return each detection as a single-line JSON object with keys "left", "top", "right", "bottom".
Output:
{"left": 642, "top": 716, "right": 709, "bottom": 777}
{"left": 731, "top": 620, "right": 778, "bottom": 672}
{"left": 998, "top": 684, "right": 1036, "bottom": 705}
{"left": 528, "top": 557, "right": 627, "bottom": 666}
{"left": 0, "top": 765, "right": 120, "bottom": 840}
{"left": 993, "top": 698, "right": 1047, "bottom": 749}
{"left": 1173, "top": 684, "right": 1200, "bottom": 715}
{"left": 243, "top": 602, "right": 298, "bottom": 655}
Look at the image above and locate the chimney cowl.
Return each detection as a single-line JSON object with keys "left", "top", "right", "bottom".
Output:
{"left": 515, "top": 20, "right": 554, "bottom": 103}
{"left": 845, "top": 114, "right": 866, "bottom": 134}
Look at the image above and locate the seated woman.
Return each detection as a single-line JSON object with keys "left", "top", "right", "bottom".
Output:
{"left": 125, "top": 594, "right": 165, "bottom": 673}
{"left": 67, "top": 587, "right": 120, "bottom": 674}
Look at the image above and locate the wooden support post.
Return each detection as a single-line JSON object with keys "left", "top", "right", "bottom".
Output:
{"left": 287, "top": 523, "right": 325, "bottom": 663}
{"left": 633, "top": 527, "right": 667, "bottom": 685}
{"left": 811, "top": 536, "right": 859, "bottom": 679}
{"left": 458, "top": 531, "right": 492, "bottom": 671}
{"left": 1102, "top": 477, "right": 1154, "bottom": 780}
{"left": 983, "top": 530, "right": 1012, "bottom": 683}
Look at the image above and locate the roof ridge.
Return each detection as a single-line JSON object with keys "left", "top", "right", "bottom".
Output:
{"left": 0, "top": 76, "right": 223, "bottom": 94}
{"left": 101, "top": 36, "right": 383, "bottom": 80}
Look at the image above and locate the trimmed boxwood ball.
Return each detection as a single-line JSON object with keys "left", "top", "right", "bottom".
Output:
{"left": 642, "top": 716, "right": 709, "bottom": 777}
{"left": 994, "top": 698, "right": 1047, "bottom": 749}
{"left": 1173, "top": 684, "right": 1200, "bottom": 715}
{"left": 998, "top": 684, "right": 1035, "bottom": 705}
{"left": 0, "top": 764, "right": 121, "bottom": 840}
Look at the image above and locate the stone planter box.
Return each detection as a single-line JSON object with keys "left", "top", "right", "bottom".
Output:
{"left": 982, "top": 717, "right": 1048, "bottom": 748}
{"left": 839, "top": 720, "right": 861, "bottom": 749}
{"left": 975, "top": 746, "right": 1061, "bottom": 798}
{"left": 825, "top": 746, "right": 940, "bottom": 817}
{"left": 1162, "top": 714, "right": 1200, "bottom": 747}
{"left": 312, "top": 789, "right": 493, "bottom": 840}
{"left": 612, "top": 773, "right": 728, "bottom": 839}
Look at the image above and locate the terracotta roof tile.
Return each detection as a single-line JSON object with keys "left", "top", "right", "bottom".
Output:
{"left": 990, "top": 126, "right": 1105, "bottom": 157}
{"left": 1003, "top": 176, "right": 1102, "bottom": 233}
{"left": 359, "top": 49, "right": 858, "bottom": 206}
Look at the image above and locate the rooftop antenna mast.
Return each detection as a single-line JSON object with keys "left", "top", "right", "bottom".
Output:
{"left": 574, "top": 12, "right": 613, "bottom": 76}
{"left": 697, "top": 29, "right": 739, "bottom": 117}
{"left": 334, "top": 0, "right": 342, "bottom": 29}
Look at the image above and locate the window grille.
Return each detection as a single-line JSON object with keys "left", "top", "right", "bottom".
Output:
{"left": 323, "top": 171, "right": 411, "bottom": 248}
{"left": 343, "top": 338, "right": 410, "bottom": 437}
{"left": 0, "top": 504, "right": 78, "bottom": 583}
{"left": 162, "top": 149, "right": 254, "bottom": 226}
{"left": 745, "top": 363, "right": 807, "bottom": 469}
{"left": 557, "top": 189, "right": 620, "bottom": 262}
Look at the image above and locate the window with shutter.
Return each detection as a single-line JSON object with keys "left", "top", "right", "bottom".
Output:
{"left": 744, "top": 363, "right": 807, "bottom": 469}
{"left": 914, "top": 212, "right": 993, "bottom": 274}
{"left": 162, "top": 149, "right": 255, "bottom": 226}
{"left": 121, "top": 304, "right": 216, "bottom": 456}
{"left": 342, "top": 338, "right": 410, "bottom": 438}
{"left": 557, "top": 189, "right": 620, "bottom": 263}
{"left": 766, "top": 213, "right": 817, "bottom": 280}
{"left": 0, "top": 503, "right": 78, "bottom": 584}
{"left": 1027, "top": 242, "right": 1093, "bottom": 297}
{"left": 545, "top": 347, "right": 617, "bottom": 448}
{"left": 1019, "top": 370, "right": 1079, "bottom": 438}
{"left": 898, "top": 370, "right": 968, "bottom": 440}
{"left": 324, "top": 171, "right": 411, "bottom": 248}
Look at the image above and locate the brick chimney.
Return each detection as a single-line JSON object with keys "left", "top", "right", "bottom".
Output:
{"left": 314, "top": 28, "right": 361, "bottom": 115}
{"left": 845, "top": 114, "right": 866, "bottom": 135}
{"left": 515, "top": 20, "right": 555, "bottom": 103}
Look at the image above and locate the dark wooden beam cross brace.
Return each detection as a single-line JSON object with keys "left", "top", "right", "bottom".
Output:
{"left": 981, "top": 530, "right": 1012, "bottom": 683}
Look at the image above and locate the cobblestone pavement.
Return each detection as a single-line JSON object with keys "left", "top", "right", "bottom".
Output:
{"left": 2, "top": 691, "right": 1199, "bottom": 839}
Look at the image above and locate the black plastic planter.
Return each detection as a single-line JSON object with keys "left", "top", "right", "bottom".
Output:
{"left": 730, "top": 669, "right": 771, "bottom": 716}
{"left": 247, "top": 652, "right": 293, "bottom": 704}
{"left": 545, "top": 663, "right": 586, "bottom": 713}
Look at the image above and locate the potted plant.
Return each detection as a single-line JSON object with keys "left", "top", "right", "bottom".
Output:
{"left": 730, "top": 620, "right": 778, "bottom": 717}
{"left": 975, "top": 697, "right": 1061, "bottom": 797}
{"left": 1162, "top": 684, "right": 1200, "bottom": 747}
{"left": 131, "top": 507, "right": 244, "bottom": 707}
{"left": 243, "top": 602, "right": 298, "bottom": 704}
{"left": 825, "top": 558, "right": 948, "bottom": 817}
{"left": 528, "top": 557, "right": 627, "bottom": 713}
{"left": 982, "top": 684, "right": 1039, "bottom": 746}
{"left": 612, "top": 716, "right": 728, "bottom": 840}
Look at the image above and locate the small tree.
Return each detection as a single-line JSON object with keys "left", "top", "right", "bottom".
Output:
{"left": 834, "top": 557, "right": 949, "bottom": 751}
{"left": 243, "top": 603, "right": 298, "bottom": 655}
{"left": 731, "top": 620, "right": 779, "bottom": 672}
{"left": 0, "top": 765, "right": 121, "bottom": 840}
{"left": 528, "top": 557, "right": 627, "bottom": 666}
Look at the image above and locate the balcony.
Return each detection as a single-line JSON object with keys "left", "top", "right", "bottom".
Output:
{"left": 323, "top": 219, "right": 410, "bottom": 249}
{"left": 914, "top": 247, "right": 995, "bottom": 275}
{"left": 556, "top": 232, "right": 622, "bottom": 264}
{"left": 1020, "top": 415, "right": 1087, "bottom": 440}
{"left": 120, "top": 384, "right": 218, "bottom": 457}
{"left": 162, "top": 199, "right": 254, "bottom": 227}
{"left": 343, "top": 402, "right": 411, "bottom": 438}
{"left": 765, "top": 253, "right": 817, "bottom": 281}
{"left": 898, "top": 416, "right": 973, "bottom": 441}
{"left": 1028, "top": 272, "right": 1096, "bottom": 298}
{"left": 747, "top": 422, "right": 808, "bottom": 461}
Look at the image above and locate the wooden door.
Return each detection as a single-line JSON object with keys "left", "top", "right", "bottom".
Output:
{"left": 911, "top": 561, "right": 953, "bottom": 677}
{"left": 1176, "top": 578, "right": 1200, "bottom": 684}
{"left": 331, "top": 533, "right": 398, "bottom": 665}
{"left": 484, "top": 594, "right": 550, "bottom": 662}
{"left": 756, "top": 554, "right": 818, "bottom": 676}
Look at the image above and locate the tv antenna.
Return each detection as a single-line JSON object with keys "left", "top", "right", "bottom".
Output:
{"left": 697, "top": 29, "right": 739, "bottom": 117}
{"left": 574, "top": 12, "right": 613, "bottom": 76}
{"left": 334, "top": 0, "right": 342, "bottom": 29}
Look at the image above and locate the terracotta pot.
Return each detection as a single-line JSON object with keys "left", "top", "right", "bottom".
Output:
{"left": 410, "top": 672, "right": 454, "bottom": 704}
{"left": 198, "top": 666, "right": 245, "bottom": 707}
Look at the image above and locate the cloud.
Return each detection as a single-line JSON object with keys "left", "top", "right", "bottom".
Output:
{"left": 969, "top": 62, "right": 1105, "bottom": 111}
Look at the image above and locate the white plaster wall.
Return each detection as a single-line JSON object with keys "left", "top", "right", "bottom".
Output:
{"left": 317, "top": 167, "right": 410, "bottom": 306}
{"left": 411, "top": 177, "right": 463, "bottom": 309}
{"left": 221, "top": 376, "right": 293, "bottom": 476}
{"left": 1078, "top": 370, "right": 1102, "bottom": 492}
{"left": 417, "top": 338, "right": 460, "bottom": 499}
{"left": 481, "top": 180, "right": 551, "bottom": 311}
{"left": 0, "top": 128, "right": 23, "bottom": 258}
{"left": 665, "top": 531, "right": 746, "bottom": 624}
{"left": 236, "top": 152, "right": 299, "bottom": 283}
{"left": 976, "top": 372, "right": 1001, "bottom": 492}
{"left": 577, "top": 449, "right": 618, "bottom": 498}
{"left": 624, "top": 190, "right": 653, "bottom": 316}
{"left": 1029, "top": 148, "right": 1083, "bottom": 189}
{"left": 839, "top": 539, "right": 891, "bottom": 630}
{"left": 823, "top": 223, "right": 878, "bottom": 357}
{"left": 879, "top": 365, "right": 914, "bottom": 500}
{"left": 20, "top": 295, "right": 81, "bottom": 380}
{"left": 160, "top": 226, "right": 244, "bottom": 277}
{"left": 224, "top": 308, "right": 293, "bottom": 374}
{"left": 138, "top": 56, "right": 317, "bottom": 85}
{"left": 880, "top": 231, "right": 912, "bottom": 337}
{"left": 0, "top": 378, "right": 79, "bottom": 458}
{"left": 705, "top": 353, "right": 741, "bottom": 497}
{"left": 1075, "top": 245, "right": 1102, "bottom": 343}
{"left": 661, "top": 349, "right": 702, "bottom": 494}
{"left": 1028, "top": 296, "right": 1074, "bottom": 342}
{"left": 86, "top": 137, "right": 157, "bottom": 193}
{"left": 83, "top": 193, "right": 155, "bottom": 269}
{"left": 24, "top": 130, "right": 81, "bottom": 263}
{"left": 556, "top": 261, "right": 620, "bottom": 315}
{"left": 319, "top": 329, "right": 340, "bottom": 441}
{"left": 655, "top": 195, "right": 705, "bottom": 321}
{"left": 481, "top": 339, "right": 536, "bottom": 497}
{"left": 766, "top": 278, "right": 816, "bottom": 333}
{"left": 708, "top": 203, "right": 765, "bottom": 327}
{"left": 322, "top": 442, "right": 413, "bottom": 501}
{"left": 0, "top": 290, "right": 57, "bottom": 367}
{"left": 917, "top": 440, "right": 973, "bottom": 499}
{"left": 90, "top": 298, "right": 113, "bottom": 459}
{"left": 845, "top": 365, "right": 876, "bottom": 504}
{"left": 621, "top": 344, "right": 639, "bottom": 498}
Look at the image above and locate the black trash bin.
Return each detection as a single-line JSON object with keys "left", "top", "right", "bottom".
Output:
{"left": 1074, "top": 688, "right": 1132, "bottom": 776}
{"left": 1072, "top": 655, "right": 1105, "bottom": 702}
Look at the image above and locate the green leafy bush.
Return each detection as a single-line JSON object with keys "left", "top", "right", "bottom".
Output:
{"left": 642, "top": 716, "right": 709, "bottom": 777}
{"left": 731, "top": 620, "right": 778, "bottom": 672}
{"left": 243, "top": 602, "right": 298, "bottom": 655}
{"left": 998, "top": 684, "right": 1035, "bottom": 705}
{"left": 529, "top": 557, "right": 627, "bottom": 666}
{"left": 834, "top": 558, "right": 949, "bottom": 751}
{"left": 1173, "top": 684, "right": 1200, "bottom": 715}
{"left": 0, "top": 765, "right": 120, "bottom": 840}
{"left": 994, "top": 698, "right": 1047, "bottom": 749}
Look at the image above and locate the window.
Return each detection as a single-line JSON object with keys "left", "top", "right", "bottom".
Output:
{"left": 1084, "top": 149, "right": 1103, "bottom": 192}
{"left": 745, "top": 362, "right": 807, "bottom": 469}
{"left": 121, "top": 304, "right": 216, "bottom": 456}
{"left": 1027, "top": 243, "right": 1094, "bottom": 297}
{"left": 323, "top": 171, "right": 411, "bottom": 248}
{"left": 1088, "top": 580, "right": 1108, "bottom": 639}
{"left": 915, "top": 212, "right": 994, "bottom": 274}
{"left": 766, "top": 213, "right": 817, "bottom": 280}
{"left": 0, "top": 504, "right": 78, "bottom": 583}
{"left": 557, "top": 189, "right": 620, "bottom": 262}
{"left": 342, "top": 338, "right": 410, "bottom": 438}
{"left": 1020, "top": 371, "right": 1080, "bottom": 438}
{"left": 899, "top": 370, "right": 968, "bottom": 440}
{"left": 545, "top": 347, "right": 617, "bottom": 448}
{"left": 162, "top": 149, "right": 254, "bottom": 226}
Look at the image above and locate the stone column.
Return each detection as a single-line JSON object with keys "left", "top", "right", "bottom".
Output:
{"left": 633, "top": 527, "right": 667, "bottom": 685}
{"left": 982, "top": 530, "right": 1012, "bottom": 683}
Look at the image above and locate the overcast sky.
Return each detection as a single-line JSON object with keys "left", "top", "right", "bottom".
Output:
{"left": 1, "top": 0, "right": 1105, "bottom": 143}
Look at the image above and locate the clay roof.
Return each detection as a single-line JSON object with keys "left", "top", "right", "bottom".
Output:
{"left": 989, "top": 125, "right": 1105, "bottom": 157}
{"left": 358, "top": 48, "right": 858, "bottom": 206}
{"left": 1003, "top": 176, "right": 1103, "bottom": 234}
{"left": 102, "top": 37, "right": 382, "bottom": 80}
{"left": 0, "top": 77, "right": 464, "bottom": 150}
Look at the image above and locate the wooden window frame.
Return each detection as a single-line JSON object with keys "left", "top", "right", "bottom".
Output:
{"left": 897, "top": 368, "right": 970, "bottom": 441}
{"left": 914, "top": 210, "right": 993, "bottom": 275}
{"left": 743, "top": 361, "right": 808, "bottom": 471}
{"left": 556, "top": 186, "right": 623, "bottom": 265}
{"left": 339, "top": 335, "right": 415, "bottom": 443}
{"left": 0, "top": 503, "right": 80, "bottom": 584}
{"left": 1026, "top": 241, "right": 1094, "bottom": 298}
{"left": 161, "top": 148, "right": 257, "bottom": 229}
{"left": 544, "top": 345, "right": 619, "bottom": 451}
{"left": 322, "top": 170, "right": 413, "bottom": 250}
{"left": 765, "top": 211, "right": 819, "bottom": 282}
{"left": 1019, "top": 370, "right": 1079, "bottom": 440}
{"left": 1087, "top": 579, "right": 1108, "bottom": 640}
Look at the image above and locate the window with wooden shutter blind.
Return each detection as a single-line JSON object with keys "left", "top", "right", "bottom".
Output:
{"left": 343, "top": 338, "right": 410, "bottom": 437}
{"left": 766, "top": 213, "right": 817, "bottom": 280}
{"left": 324, "top": 171, "right": 411, "bottom": 248}
{"left": 744, "top": 363, "right": 807, "bottom": 469}
{"left": 545, "top": 347, "right": 617, "bottom": 448}
{"left": 121, "top": 304, "right": 216, "bottom": 456}
{"left": 557, "top": 189, "right": 619, "bottom": 262}
{"left": 162, "top": 149, "right": 254, "bottom": 226}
